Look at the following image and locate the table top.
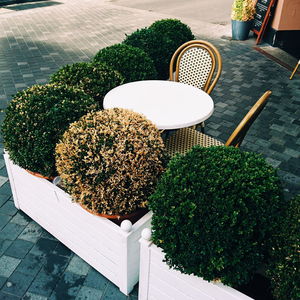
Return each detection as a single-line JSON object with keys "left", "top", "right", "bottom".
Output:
{"left": 103, "top": 80, "right": 214, "bottom": 130}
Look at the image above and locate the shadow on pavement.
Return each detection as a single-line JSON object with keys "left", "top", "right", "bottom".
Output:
{"left": 4, "top": 1, "right": 62, "bottom": 10}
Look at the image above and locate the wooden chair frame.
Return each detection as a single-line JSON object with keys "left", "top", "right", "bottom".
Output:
{"left": 225, "top": 90, "right": 272, "bottom": 147}
{"left": 169, "top": 40, "right": 222, "bottom": 95}
{"left": 165, "top": 91, "right": 272, "bottom": 156}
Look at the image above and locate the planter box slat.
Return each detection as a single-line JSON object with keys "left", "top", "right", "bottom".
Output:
{"left": 139, "top": 232, "right": 254, "bottom": 300}
{"left": 149, "top": 271, "right": 194, "bottom": 300}
{"left": 149, "top": 257, "right": 214, "bottom": 299}
{"left": 20, "top": 201, "right": 120, "bottom": 272}
{"left": 13, "top": 177, "right": 123, "bottom": 257}
{"left": 149, "top": 284, "right": 175, "bottom": 300}
{"left": 4, "top": 153, "right": 152, "bottom": 295}
{"left": 150, "top": 248, "right": 244, "bottom": 299}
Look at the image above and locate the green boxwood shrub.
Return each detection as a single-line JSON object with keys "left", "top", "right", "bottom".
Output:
{"left": 1, "top": 84, "right": 97, "bottom": 178}
{"left": 124, "top": 19, "right": 195, "bottom": 79}
{"left": 93, "top": 44, "right": 157, "bottom": 83}
{"left": 50, "top": 62, "right": 124, "bottom": 108}
{"left": 149, "top": 146, "right": 284, "bottom": 287}
{"left": 266, "top": 194, "right": 300, "bottom": 300}
{"left": 56, "top": 108, "right": 166, "bottom": 216}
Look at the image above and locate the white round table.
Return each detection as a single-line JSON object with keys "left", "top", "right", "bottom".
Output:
{"left": 103, "top": 80, "right": 214, "bottom": 130}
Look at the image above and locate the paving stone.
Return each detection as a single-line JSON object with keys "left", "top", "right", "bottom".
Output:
{"left": 75, "top": 285, "right": 104, "bottom": 300}
{"left": 5, "top": 239, "right": 34, "bottom": 259}
{"left": 283, "top": 148, "right": 300, "bottom": 158}
{"left": 0, "top": 159, "right": 5, "bottom": 169}
{"left": 0, "top": 182, "right": 12, "bottom": 196}
{"left": 2, "top": 271, "right": 34, "bottom": 297}
{"left": 0, "top": 167, "right": 8, "bottom": 178}
{"left": 0, "top": 176, "right": 8, "bottom": 188}
{"left": 83, "top": 267, "right": 109, "bottom": 291}
{"left": 0, "top": 275, "right": 7, "bottom": 289}
{"left": 42, "top": 252, "right": 70, "bottom": 276}
{"left": 101, "top": 282, "right": 127, "bottom": 300}
{"left": 22, "top": 292, "right": 48, "bottom": 300}
{"left": 14, "top": 253, "right": 43, "bottom": 277}
{"left": 49, "top": 271, "right": 85, "bottom": 299}
{"left": 0, "top": 255, "right": 21, "bottom": 277}
{"left": 29, "top": 237, "right": 58, "bottom": 258}
{"left": 27, "top": 268, "right": 60, "bottom": 298}
{"left": 66, "top": 255, "right": 90, "bottom": 276}
{"left": 0, "top": 194, "right": 10, "bottom": 208}
{"left": 40, "top": 230, "right": 57, "bottom": 241}
{"left": 53, "top": 242, "right": 73, "bottom": 258}
{"left": 0, "top": 239, "right": 12, "bottom": 256}
{"left": 10, "top": 212, "right": 31, "bottom": 226}
{"left": 0, "top": 223, "right": 25, "bottom": 241}
{"left": 0, "top": 291, "right": 20, "bottom": 299}
{"left": 0, "top": 201, "right": 18, "bottom": 216}
{"left": 0, "top": 214, "right": 11, "bottom": 231}
{"left": 265, "top": 157, "right": 281, "bottom": 169}
{"left": 18, "top": 222, "right": 43, "bottom": 243}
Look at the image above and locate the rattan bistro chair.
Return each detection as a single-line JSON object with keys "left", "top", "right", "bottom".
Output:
{"left": 169, "top": 40, "right": 222, "bottom": 132}
{"left": 165, "top": 90, "right": 272, "bottom": 157}
{"left": 169, "top": 40, "right": 222, "bottom": 95}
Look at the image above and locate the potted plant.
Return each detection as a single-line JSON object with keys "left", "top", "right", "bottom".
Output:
{"left": 123, "top": 19, "right": 195, "bottom": 79}
{"left": 266, "top": 194, "right": 300, "bottom": 300}
{"left": 2, "top": 83, "right": 97, "bottom": 179}
{"left": 231, "top": 0, "right": 256, "bottom": 40}
{"left": 56, "top": 108, "right": 166, "bottom": 218}
{"left": 139, "top": 146, "right": 285, "bottom": 299}
{"left": 4, "top": 107, "right": 166, "bottom": 295}
{"left": 93, "top": 43, "right": 157, "bottom": 83}
{"left": 50, "top": 62, "right": 124, "bottom": 108}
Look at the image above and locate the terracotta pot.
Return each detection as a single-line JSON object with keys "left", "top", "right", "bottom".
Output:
{"left": 79, "top": 204, "right": 149, "bottom": 226}
{"left": 26, "top": 169, "right": 55, "bottom": 181}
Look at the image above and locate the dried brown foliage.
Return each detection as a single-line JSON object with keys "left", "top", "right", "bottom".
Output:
{"left": 56, "top": 108, "right": 166, "bottom": 215}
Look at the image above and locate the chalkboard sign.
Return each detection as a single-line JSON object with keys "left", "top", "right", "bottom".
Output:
{"left": 252, "top": 0, "right": 277, "bottom": 44}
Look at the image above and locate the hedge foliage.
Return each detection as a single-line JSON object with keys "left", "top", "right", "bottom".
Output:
{"left": 50, "top": 62, "right": 124, "bottom": 108}
{"left": 93, "top": 43, "right": 157, "bottom": 83}
{"left": 266, "top": 194, "right": 300, "bottom": 300}
{"left": 124, "top": 19, "right": 195, "bottom": 79}
{"left": 2, "top": 84, "right": 96, "bottom": 178}
{"left": 149, "top": 146, "right": 284, "bottom": 287}
{"left": 56, "top": 108, "right": 167, "bottom": 215}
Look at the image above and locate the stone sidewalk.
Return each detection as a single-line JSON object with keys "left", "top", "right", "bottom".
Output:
{"left": 0, "top": 0, "right": 299, "bottom": 299}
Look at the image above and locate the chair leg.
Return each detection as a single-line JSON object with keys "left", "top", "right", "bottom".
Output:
{"left": 194, "top": 122, "right": 205, "bottom": 133}
{"left": 290, "top": 60, "right": 300, "bottom": 80}
{"left": 200, "top": 122, "right": 205, "bottom": 133}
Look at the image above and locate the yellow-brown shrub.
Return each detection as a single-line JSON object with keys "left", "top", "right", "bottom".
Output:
{"left": 56, "top": 108, "right": 166, "bottom": 215}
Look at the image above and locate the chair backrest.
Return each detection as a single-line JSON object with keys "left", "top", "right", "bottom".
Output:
{"left": 169, "top": 40, "right": 222, "bottom": 94}
{"left": 225, "top": 90, "right": 272, "bottom": 148}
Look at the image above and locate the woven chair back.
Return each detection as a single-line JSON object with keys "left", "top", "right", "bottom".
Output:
{"left": 169, "top": 40, "right": 222, "bottom": 94}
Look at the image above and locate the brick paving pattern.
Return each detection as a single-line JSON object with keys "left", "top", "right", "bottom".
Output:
{"left": 0, "top": 0, "right": 299, "bottom": 298}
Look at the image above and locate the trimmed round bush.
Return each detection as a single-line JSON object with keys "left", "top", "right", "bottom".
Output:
{"left": 50, "top": 62, "right": 124, "bottom": 108}
{"left": 93, "top": 44, "right": 157, "bottom": 83}
{"left": 149, "top": 146, "right": 284, "bottom": 287}
{"left": 266, "top": 194, "right": 300, "bottom": 300}
{"left": 1, "top": 84, "right": 97, "bottom": 178}
{"left": 124, "top": 19, "right": 195, "bottom": 79}
{"left": 55, "top": 108, "right": 166, "bottom": 216}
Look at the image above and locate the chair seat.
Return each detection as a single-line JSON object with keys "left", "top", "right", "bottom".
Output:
{"left": 165, "top": 127, "right": 224, "bottom": 156}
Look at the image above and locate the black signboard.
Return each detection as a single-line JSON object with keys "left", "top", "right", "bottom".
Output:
{"left": 253, "top": 0, "right": 271, "bottom": 32}
{"left": 252, "top": 0, "right": 277, "bottom": 44}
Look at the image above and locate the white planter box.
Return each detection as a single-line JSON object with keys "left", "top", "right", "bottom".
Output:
{"left": 139, "top": 229, "right": 254, "bottom": 300}
{"left": 4, "top": 153, "right": 152, "bottom": 295}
